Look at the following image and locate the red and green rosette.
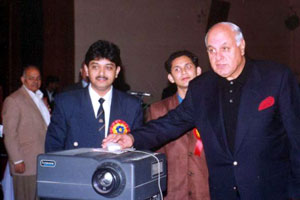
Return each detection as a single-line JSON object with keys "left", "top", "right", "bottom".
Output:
{"left": 109, "top": 120, "right": 131, "bottom": 135}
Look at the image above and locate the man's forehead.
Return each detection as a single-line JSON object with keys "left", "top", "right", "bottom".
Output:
{"left": 172, "top": 55, "right": 193, "bottom": 64}
{"left": 89, "top": 58, "right": 116, "bottom": 65}
{"left": 209, "top": 24, "right": 235, "bottom": 38}
{"left": 207, "top": 31, "right": 236, "bottom": 47}
{"left": 25, "top": 68, "right": 40, "bottom": 76}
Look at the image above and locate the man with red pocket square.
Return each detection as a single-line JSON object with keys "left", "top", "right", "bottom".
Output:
{"left": 103, "top": 22, "right": 300, "bottom": 200}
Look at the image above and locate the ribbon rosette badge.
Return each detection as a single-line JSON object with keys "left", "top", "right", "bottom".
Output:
{"left": 193, "top": 128, "right": 203, "bottom": 157}
{"left": 110, "top": 120, "right": 131, "bottom": 135}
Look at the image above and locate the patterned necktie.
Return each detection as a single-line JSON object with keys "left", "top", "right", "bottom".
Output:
{"left": 97, "top": 98, "right": 105, "bottom": 133}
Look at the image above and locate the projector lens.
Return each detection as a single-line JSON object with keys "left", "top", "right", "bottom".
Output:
{"left": 92, "top": 162, "right": 125, "bottom": 197}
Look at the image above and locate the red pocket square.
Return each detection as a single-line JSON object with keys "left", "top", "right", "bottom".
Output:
{"left": 258, "top": 96, "right": 275, "bottom": 111}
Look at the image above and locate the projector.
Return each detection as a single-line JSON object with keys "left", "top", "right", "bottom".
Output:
{"left": 37, "top": 148, "right": 167, "bottom": 200}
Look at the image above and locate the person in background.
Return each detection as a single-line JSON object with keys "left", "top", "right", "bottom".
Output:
{"left": 146, "top": 50, "right": 209, "bottom": 200}
{"left": 2, "top": 65, "right": 50, "bottom": 200}
{"left": 62, "top": 62, "right": 89, "bottom": 92}
{"left": 103, "top": 22, "right": 300, "bottom": 200}
{"left": 41, "top": 75, "right": 59, "bottom": 111}
{"left": 45, "top": 40, "right": 143, "bottom": 152}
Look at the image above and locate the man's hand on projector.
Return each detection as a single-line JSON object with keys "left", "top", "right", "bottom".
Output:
{"left": 102, "top": 133, "right": 134, "bottom": 149}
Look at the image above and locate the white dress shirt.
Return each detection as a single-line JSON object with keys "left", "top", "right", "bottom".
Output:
{"left": 46, "top": 89, "right": 54, "bottom": 103}
{"left": 24, "top": 85, "right": 51, "bottom": 126}
{"left": 88, "top": 84, "right": 112, "bottom": 137}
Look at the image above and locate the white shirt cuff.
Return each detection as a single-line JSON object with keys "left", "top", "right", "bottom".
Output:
{"left": 14, "top": 160, "right": 24, "bottom": 165}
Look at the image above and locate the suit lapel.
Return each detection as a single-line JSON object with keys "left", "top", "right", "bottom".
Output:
{"left": 206, "top": 77, "right": 231, "bottom": 154}
{"left": 206, "top": 64, "right": 263, "bottom": 155}
{"left": 234, "top": 65, "right": 261, "bottom": 154}
{"left": 168, "top": 94, "right": 179, "bottom": 110}
{"left": 109, "top": 89, "right": 122, "bottom": 128}
{"left": 79, "top": 88, "right": 96, "bottom": 124}
{"left": 21, "top": 87, "right": 47, "bottom": 129}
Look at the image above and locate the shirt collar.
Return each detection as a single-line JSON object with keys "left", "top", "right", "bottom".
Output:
{"left": 47, "top": 89, "right": 54, "bottom": 95}
{"left": 82, "top": 80, "right": 89, "bottom": 88}
{"left": 177, "top": 93, "right": 183, "bottom": 104}
{"left": 88, "top": 84, "right": 113, "bottom": 103}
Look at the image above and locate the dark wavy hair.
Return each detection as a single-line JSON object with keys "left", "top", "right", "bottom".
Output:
{"left": 84, "top": 40, "right": 122, "bottom": 67}
{"left": 164, "top": 50, "right": 199, "bottom": 73}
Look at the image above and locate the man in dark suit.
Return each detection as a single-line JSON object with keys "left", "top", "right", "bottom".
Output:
{"left": 41, "top": 75, "right": 60, "bottom": 111}
{"left": 103, "top": 22, "right": 300, "bottom": 200}
{"left": 62, "top": 62, "right": 89, "bottom": 92}
{"left": 45, "top": 40, "right": 143, "bottom": 152}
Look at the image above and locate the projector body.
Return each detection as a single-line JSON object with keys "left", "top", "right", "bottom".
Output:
{"left": 37, "top": 148, "right": 166, "bottom": 200}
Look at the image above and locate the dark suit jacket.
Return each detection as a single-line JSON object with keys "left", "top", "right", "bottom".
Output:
{"left": 45, "top": 87, "right": 143, "bottom": 152}
{"left": 133, "top": 60, "right": 300, "bottom": 200}
{"left": 62, "top": 81, "right": 86, "bottom": 92}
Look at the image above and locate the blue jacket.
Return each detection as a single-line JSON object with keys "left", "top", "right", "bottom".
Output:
{"left": 45, "top": 87, "right": 143, "bottom": 152}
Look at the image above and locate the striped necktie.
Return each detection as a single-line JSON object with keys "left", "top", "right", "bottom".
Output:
{"left": 97, "top": 98, "right": 105, "bottom": 133}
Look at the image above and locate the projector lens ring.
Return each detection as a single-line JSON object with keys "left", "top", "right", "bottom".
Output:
{"left": 92, "top": 162, "right": 125, "bottom": 197}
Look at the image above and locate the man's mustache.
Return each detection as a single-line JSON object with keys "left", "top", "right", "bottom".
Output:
{"left": 96, "top": 76, "right": 108, "bottom": 80}
{"left": 31, "top": 84, "right": 39, "bottom": 87}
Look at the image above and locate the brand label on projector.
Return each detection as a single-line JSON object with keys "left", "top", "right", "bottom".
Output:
{"left": 40, "top": 159, "right": 56, "bottom": 167}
